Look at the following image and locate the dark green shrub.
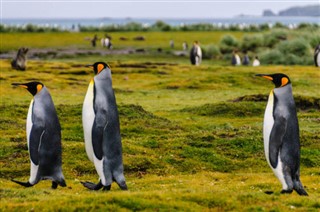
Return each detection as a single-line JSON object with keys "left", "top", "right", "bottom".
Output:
{"left": 260, "top": 49, "right": 284, "bottom": 64}
{"left": 274, "top": 22, "right": 287, "bottom": 29}
{"left": 259, "top": 23, "right": 270, "bottom": 31}
{"left": 263, "top": 29, "right": 288, "bottom": 48}
{"left": 202, "top": 44, "right": 221, "bottom": 59}
{"left": 219, "top": 34, "right": 239, "bottom": 54}
{"left": 285, "top": 54, "right": 303, "bottom": 65}
{"left": 241, "top": 34, "right": 264, "bottom": 52}
{"left": 308, "top": 34, "right": 320, "bottom": 49}
{"left": 277, "top": 38, "right": 311, "bottom": 57}
{"left": 151, "top": 20, "right": 172, "bottom": 31}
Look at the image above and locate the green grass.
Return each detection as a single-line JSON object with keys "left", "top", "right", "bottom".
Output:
{"left": 0, "top": 31, "right": 247, "bottom": 52}
{"left": 1, "top": 31, "right": 320, "bottom": 211}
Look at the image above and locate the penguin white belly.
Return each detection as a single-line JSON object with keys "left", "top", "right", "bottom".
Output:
{"left": 26, "top": 99, "right": 39, "bottom": 184}
{"left": 273, "top": 154, "right": 287, "bottom": 190}
{"left": 94, "top": 156, "right": 106, "bottom": 185}
{"left": 263, "top": 91, "right": 287, "bottom": 190}
{"left": 317, "top": 53, "right": 320, "bottom": 67}
{"left": 82, "top": 80, "right": 95, "bottom": 162}
{"left": 263, "top": 91, "right": 274, "bottom": 166}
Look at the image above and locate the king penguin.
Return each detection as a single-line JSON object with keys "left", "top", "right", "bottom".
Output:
{"left": 314, "top": 44, "right": 320, "bottom": 67}
{"left": 11, "top": 82, "right": 66, "bottom": 189}
{"left": 82, "top": 62, "right": 127, "bottom": 191}
{"left": 256, "top": 73, "right": 308, "bottom": 196}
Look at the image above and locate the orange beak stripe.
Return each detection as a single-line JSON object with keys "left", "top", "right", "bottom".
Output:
{"left": 19, "top": 85, "right": 28, "bottom": 89}
{"left": 262, "top": 76, "right": 273, "bottom": 81}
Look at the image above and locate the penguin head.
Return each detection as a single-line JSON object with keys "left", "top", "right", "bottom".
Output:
{"left": 256, "top": 73, "right": 291, "bottom": 88}
{"left": 86, "top": 62, "right": 110, "bottom": 75}
{"left": 12, "top": 81, "right": 44, "bottom": 96}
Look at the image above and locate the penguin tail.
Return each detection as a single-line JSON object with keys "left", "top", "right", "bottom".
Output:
{"left": 293, "top": 181, "right": 308, "bottom": 196}
{"left": 295, "top": 187, "right": 308, "bottom": 196}
{"left": 114, "top": 179, "right": 128, "bottom": 190}
{"left": 11, "top": 179, "right": 33, "bottom": 187}
{"left": 81, "top": 180, "right": 103, "bottom": 190}
{"left": 118, "top": 182, "right": 128, "bottom": 190}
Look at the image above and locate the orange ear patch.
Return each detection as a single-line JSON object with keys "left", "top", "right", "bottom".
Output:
{"left": 281, "top": 77, "right": 289, "bottom": 87}
{"left": 97, "top": 63, "right": 105, "bottom": 74}
{"left": 37, "top": 84, "right": 43, "bottom": 93}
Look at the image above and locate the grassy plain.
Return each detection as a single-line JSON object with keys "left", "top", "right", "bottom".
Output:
{"left": 1, "top": 31, "right": 320, "bottom": 211}
{"left": 0, "top": 31, "right": 247, "bottom": 52}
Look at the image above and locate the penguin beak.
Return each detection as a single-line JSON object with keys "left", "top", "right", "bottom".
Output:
{"left": 85, "top": 64, "right": 93, "bottom": 68}
{"left": 255, "top": 74, "right": 273, "bottom": 81}
{"left": 11, "top": 83, "right": 28, "bottom": 89}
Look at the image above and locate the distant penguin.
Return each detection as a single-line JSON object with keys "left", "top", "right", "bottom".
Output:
{"left": 11, "top": 82, "right": 66, "bottom": 189}
{"left": 232, "top": 50, "right": 241, "bottom": 66}
{"left": 256, "top": 73, "right": 308, "bottom": 196}
{"left": 82, "top": 62, "right": 127, "bottom": 191}
{"left": 242, "top": 51, "right": 250, "bottom": 66}
{"left": 314, "top": 44, "right": 320, "bottom": 67}
{"left": 190, "top": 41, "right": 202, "bottom": 66}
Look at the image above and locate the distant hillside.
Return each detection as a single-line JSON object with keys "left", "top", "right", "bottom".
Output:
{"left": 263, "top": 5, "right": 320, "bottom": 17}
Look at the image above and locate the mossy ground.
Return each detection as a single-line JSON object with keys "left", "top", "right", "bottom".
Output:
{"left": 1, "top": 31, "right": 320, "bottom": 211}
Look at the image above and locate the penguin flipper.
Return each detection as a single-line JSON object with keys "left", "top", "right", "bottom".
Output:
{"left": 81, "top": 180, "right": 103, "bottom": 190}
{"left": 269, "top": 116, "right": 287, "bottom": 168}
{"left": 29, "top": 125, "right": 46, "bottom": 165}
{"left": 91, "top": 122, "right": 104, "bottom": 160}
{"left": 11, "top": 179, "right": 33, "bottom": 187}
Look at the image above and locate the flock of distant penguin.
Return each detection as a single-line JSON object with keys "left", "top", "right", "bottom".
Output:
{"left": 10, "top": 44, "right": 320, "bottom": 195}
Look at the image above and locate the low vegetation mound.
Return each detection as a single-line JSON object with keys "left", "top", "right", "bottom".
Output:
{"left": 233, "top": 94, "right": 320, "bottom": 110}
{"left": 181, "top": 102, "right": 265, "bottom": 117}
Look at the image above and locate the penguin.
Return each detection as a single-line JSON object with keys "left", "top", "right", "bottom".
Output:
{"left": 11, "top": 82, "right": 66, "bottom": 189}
{"left": 82, "top": 62, "right": 127, "bottom": 191}
{"left": 314, "top": 44, "right": 320, "bottom": 67}
{"left": 190, "top": 43, "right": 196, "bottom": 65}
{"left": 190, "top": 41, "right": 202, "bottom": 65}
{"left": 256, "top": 73, "right": 308, "bottom": 196}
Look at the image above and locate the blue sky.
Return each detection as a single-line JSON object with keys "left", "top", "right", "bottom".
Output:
{"left": 1, "top": 0, "right": 318, "bottom": 19}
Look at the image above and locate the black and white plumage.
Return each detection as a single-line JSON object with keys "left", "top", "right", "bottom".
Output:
{"left": 314, "top": 44, "right": 320, "bottom": 67}
{"left": 190, "top": 41, "right": 202, "bottom": 65}
{"left": 11, "top": 82, "right": 66, "bottom": 189}
{"left": 256, "top": 73, "right": 308, "bottom": 196}
{"left": 82, "top": 62, "right": 127, "bottom": 191}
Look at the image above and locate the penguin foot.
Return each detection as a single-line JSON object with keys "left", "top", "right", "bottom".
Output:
{"left": 11, "top": 179, "right": 33, "bottom": 187}
{"left": 103, "top": 185, "right": 111, "bottom": 191}
{"left": 281, "top": 189, "right": 293, "bottom": 194}
{"left": 52, "top": 182, "right": 58, "bottom": 189}
{"left": 59, "top": 179, "right": 67, "bottom": 187}
{"left": 264, "top": 190, "right": 274, "bottom": 195}
{"left": 81, "top": 181, "right": 103, "bottom": 190}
